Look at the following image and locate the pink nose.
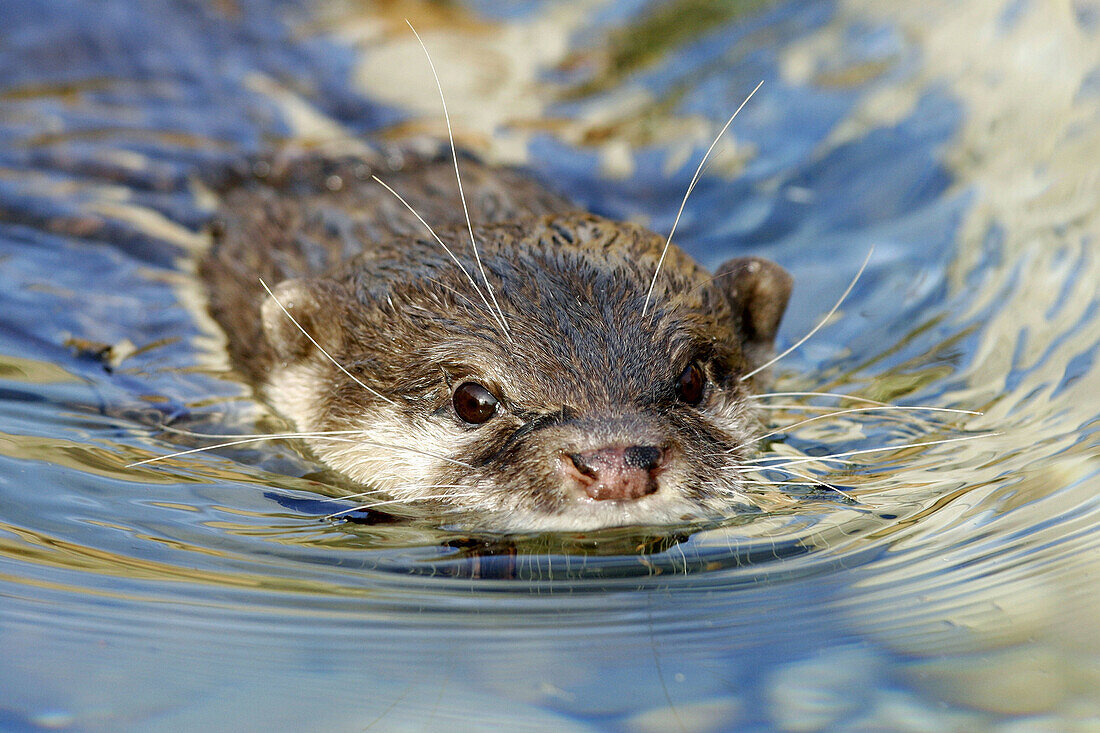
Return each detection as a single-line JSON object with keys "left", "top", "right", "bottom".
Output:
{"left": 564, "top": 446, "right": 665, "bottom": 501}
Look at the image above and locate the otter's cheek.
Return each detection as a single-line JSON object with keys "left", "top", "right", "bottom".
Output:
{"left": 309, "top": 413, "right": 471, "bottom": 499}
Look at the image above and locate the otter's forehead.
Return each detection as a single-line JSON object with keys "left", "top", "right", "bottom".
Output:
{"left": 498, "top": 257, "right": 712, "bottom": 395}
{"left": 369, "top": 215, "right": 740, "bottom": 409}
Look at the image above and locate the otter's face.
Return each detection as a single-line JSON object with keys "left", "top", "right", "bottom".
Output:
{"left": 260, "top": 215, "right": 792, "bottom": 531}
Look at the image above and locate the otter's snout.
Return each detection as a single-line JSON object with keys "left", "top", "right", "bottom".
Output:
{"left": 563, "top": 446, "right": 666, "bottom": 501}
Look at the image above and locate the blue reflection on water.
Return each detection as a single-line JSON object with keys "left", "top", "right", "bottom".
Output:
{"left": 1, "top": 0, "right": 1098, "bottom": 729}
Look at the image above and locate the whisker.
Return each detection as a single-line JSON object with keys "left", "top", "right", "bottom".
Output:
{"left": 259, "top": 278, "right": 398, "bottom": 406}
{"left": 371, "top": 175, "right": 506, "bottom": 332}
{"left": 316, "top": 484, "right": 467, "bottom": 504}
{"left": 642, "top": 80, "right": 763, "bottom": 317}
{"left": 405, "top": 20, "right": 512, "bottom": 343}
{"left": 753, "top": 404, "right": 982, "bottom": 437}
{"left": 128, "top": 434, "right": 349, "bottom": 467}
{"left": 681, "top": 269, "right": 739, "bottom": 300}
{"left": 130, "top": 433, "right": 475, "bottom": 470}
{"left": 153, "top": 424, "right": 369, "bottom": 440}
{"left": 736, "top": 405, "right": 983, "bottom": 451}
{"left": 740, "top": 432, "right": 1002, "bottom": 469}
{"left": 318, "top": 487, "right": 389, "bottom": 504}
{"left": 325, "top": 491, "right": 482, "bottom": 519}
{"left": 757, "top": 464, "right": 852, "bottom": 500}
{"left": 424, "top": 275, "right": 490, "bottom": 313}
{"left": 740, "top": 246, "right": 874, "bottom": 382}
{"left": 750, "top": 391, "right": 890, "bottom": 405}
{"left": 305, "top": 438, "right": 476, "bottom": 470}
{"left": 753, "top": 404, "right": 866, "bottom": 411}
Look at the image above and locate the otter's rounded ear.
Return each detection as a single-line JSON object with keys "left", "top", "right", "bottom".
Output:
{"left": 261, "top": 278, "right": 344, "bottom": 361}
{"left": 714, "top": 257, "right": 793, "bottom": 369}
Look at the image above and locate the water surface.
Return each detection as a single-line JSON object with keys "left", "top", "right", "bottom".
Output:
{"left": 1, "top": 0, "right": 1098, "bottom": 730}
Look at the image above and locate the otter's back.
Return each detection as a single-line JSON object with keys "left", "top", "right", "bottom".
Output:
{"left": 200, "top": 149, "right": 577, "bottom": 381}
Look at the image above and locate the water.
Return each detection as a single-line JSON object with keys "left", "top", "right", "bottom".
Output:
{"left": 1, "top": 0, "right": 1097, "bottom": 729}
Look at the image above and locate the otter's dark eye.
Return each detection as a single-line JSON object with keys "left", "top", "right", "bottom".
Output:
{"left": 452, "top": 382, "right": 499, "bottom": 424}
{"left": 675, "top": 362, "right": 706, "bottom": 406}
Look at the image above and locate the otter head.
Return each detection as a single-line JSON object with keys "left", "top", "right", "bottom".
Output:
{"left": 259, "top": 213, "right": 792, "bottom": 531}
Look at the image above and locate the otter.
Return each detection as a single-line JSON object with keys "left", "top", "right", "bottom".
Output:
{"left": 199, "top": 144, "right": 793, "bottom": 531}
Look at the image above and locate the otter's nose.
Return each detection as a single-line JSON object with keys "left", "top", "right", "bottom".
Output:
{"left": 564, "top": 446, "right": 666, "bottom": 501}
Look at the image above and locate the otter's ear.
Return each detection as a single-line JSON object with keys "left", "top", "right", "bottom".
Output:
{"left": 714, "top": 257, "right": 793, "bottom": 371}
{"left": 261, "top": 278, "right": 344, "bottom": 361}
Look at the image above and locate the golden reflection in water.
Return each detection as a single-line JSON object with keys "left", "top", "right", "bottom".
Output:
{"left": 0, "top": 0, "right": 1097, "bottom": 725}
{"left": 0, "top": 353, "right": 82, "bottom": 384}
{"left": 0, "top": 518, "right": 385, "bottom": 599}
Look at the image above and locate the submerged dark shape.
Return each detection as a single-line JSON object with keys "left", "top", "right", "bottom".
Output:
{"left": 200, "top": 145, "right": 792, "bottom": 530}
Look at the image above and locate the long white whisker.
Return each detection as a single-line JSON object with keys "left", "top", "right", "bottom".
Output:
{"left": 130, "top": 433, "right": 475, "bottom": 470}
{"left": 737, "top": 405, "right": 983, "bottom": 451}
{"left": 406, "top": 19, "right": 512, "bottom": 343}
{"left": 326, "top": 492, "right": 482, "bottom": 519}
{"left": 318, "top": 487, "right": 389, "bottom": 504}
{"left": 154, "top": 425, "right": 369, "bottom": 440}
{"left": 128, "top": 434, "right": 349, "bottom": 467}
{"left": 317, "top": 438, "right": 476, "bottom": 469}
{"left": 259, "top": 278, "right": 398, "bottom": 406}
{"left": 371, "top": 175, "right": 507, "bottom": 333}
{"left": 424, "top": 275, "right": 489, "bottom": 312}
{"left": 750, "top": 391, "right": 889, "bottom": 405}
{"left": 741, "top": 246, "right": 874, "bottom": 382}
{"left": 642, "top": 80, "right": 763, "bottom": 317}
{"left": 740, "top": 432, "right": 1002, "bottom": 469}
{"left": 755, "top": 464, "right": 852, "bottom": 499}
{"left": 754, "top": 404, "right": 865, "bottom": 411}
{"left": 724, "top": 465, "right": 776, "bottom": 473}
{"left": 317, "top": 484, "right": 467, "bottom": 504}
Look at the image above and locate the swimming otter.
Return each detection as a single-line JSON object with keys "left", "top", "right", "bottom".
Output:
{"left": 199, "top": 144, "right": 792, "bottom": 531}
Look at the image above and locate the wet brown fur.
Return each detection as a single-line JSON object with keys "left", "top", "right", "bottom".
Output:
{"left": 200, "top": 145, "right": 793, "bottom": 530}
